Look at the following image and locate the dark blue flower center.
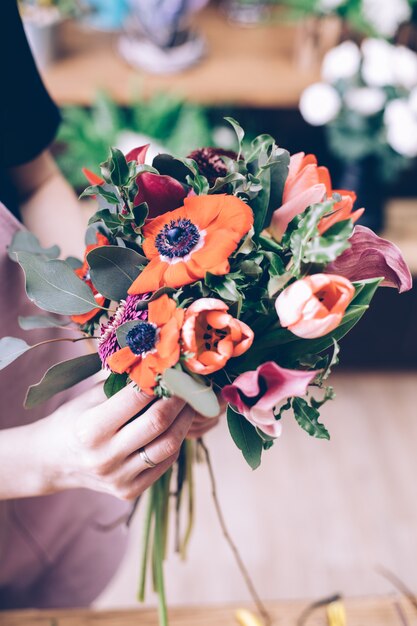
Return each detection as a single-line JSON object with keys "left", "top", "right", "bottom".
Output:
{"left": 126, "top": 322, "right": 157, "bottom": 356}
{"left": 155, "top": 218, "right": 200, "bottom": 259}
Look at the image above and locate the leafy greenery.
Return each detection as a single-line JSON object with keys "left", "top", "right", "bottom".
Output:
{"left": 227, "top": 405, "right": 263, "bottom": 469}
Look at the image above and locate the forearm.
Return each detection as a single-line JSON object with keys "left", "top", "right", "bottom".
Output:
{"left": 7, "top": 151, "right": 86, "bottom": 259}
{"left": 0, "top": 420, "right": 52, "bottom": 500}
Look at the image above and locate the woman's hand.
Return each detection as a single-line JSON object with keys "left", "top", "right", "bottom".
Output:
{"left": 32, "top": 384, "right": 196, "bottom": 501}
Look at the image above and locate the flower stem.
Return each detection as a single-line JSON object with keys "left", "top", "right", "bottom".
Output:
{"left": 138, "top": 491, "right": 154, "bottom": 603}
{"left": 199, "top": 439, "right": 272, "bottom": 626}
{"left": 153, "top": 480, "right": 169, "bottom": 626}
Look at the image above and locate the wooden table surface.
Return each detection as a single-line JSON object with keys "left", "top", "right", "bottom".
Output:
{"left": 43, "top": 7, "right": 324, "bottom": 108}
{"left": 1, "top": 597, "right": 415, "bottom": 626}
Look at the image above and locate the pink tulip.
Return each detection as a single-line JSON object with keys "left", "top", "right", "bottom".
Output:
{"left": 125, "top": 144, "right": 188, "bottom": 219}
{"left": 222, "top": 361, "right": 318, "bottom": 437}
{"left": 326, "top": 226, "right": 412, "bottom": 293}
{"left": 275, "top": 274, "right": 355, "bottom": 339}
{"left": 269, "top": 152, "right": 363, "bottom": 241}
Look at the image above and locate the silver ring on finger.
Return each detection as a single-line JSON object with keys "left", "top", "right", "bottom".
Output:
{"left": 138, "top": 446, "right": 157, "bottom": 468}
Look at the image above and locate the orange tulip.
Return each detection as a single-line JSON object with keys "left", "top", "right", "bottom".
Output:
{"left": 275, "top": 273, "right": 355, "bottom": 339}
{"left": 71, "top": 233, "right": 109, "bottom": 325}
{"left": 269, "top": 153, "right": 364, "bottom": 241}
{"left": 106, "top": 294, "right": 184, "bottom": 395}
{"left": 128, "top": 194, "right": 254, "bottom": 295}
{"left": 181, "top": 298, "right": 254, "bottom": 375}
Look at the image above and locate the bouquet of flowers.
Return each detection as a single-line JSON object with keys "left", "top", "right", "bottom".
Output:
{"left": 1, "top": 119, "right": 411, "bottom": 625}
{"left": 300, "top": 39, "right": 417, "bottom": 176}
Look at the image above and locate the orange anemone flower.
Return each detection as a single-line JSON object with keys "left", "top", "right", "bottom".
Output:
{"left": 106, "top": 294, "right": 184, "bottom": 395}
{"left": 128, "top": 194, "right": 253, "bottom": 295}
{"left": 71, "top": 233, "right": 109, "bottom": 325}
{"left": 181, "top": 298, "right": 254, "bottom": 375}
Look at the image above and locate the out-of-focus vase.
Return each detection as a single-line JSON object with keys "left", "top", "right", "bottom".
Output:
{"left": 22, "top": 7, "right": 62, "bottom": 71}
{"left": 118, "top": 0, "right": 208, "bottom": 74}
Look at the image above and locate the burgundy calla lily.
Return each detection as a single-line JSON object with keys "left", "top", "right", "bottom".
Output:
{"left": 326, "top": 226, "right": 412, "bottom": 293}
{"left": 222, "top": 361, "right": 318, "bottom": 437}
{"left": 126, "top": 144, "right": 188, "bottom": 219}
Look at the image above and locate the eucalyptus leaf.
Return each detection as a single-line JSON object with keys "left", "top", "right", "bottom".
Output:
{"left": 227, "top": 405, "right": 263, "bottom": 470}
{"left": 162, "top": 368, "right": 220, "bottom": 418}
{"left": 87, "top": 246, "right": 146, "bottom": 301}
{"left": 18, "top": 315, "right": 71, "bottom": 330}
{"left": 65, "top": 256, "right": 83, "bottom": 270}
{"left": 25, "top": 353, "right": 102, "bottom": 409}
{"left": 104, "top": 372, "right": 128, "bottom": 398}
{"left": 8, "top": 231, "right": 60, "bottom": 261}
{"left": 0, "top": 337, "right": 31, "bottom": 370}
{"left": 16, "top": 252, "right": 99, "bottom": 315}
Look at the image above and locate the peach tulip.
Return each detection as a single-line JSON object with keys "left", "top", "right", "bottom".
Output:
{"left": 269, "top": 153, "right": 364, "bottom": 242}
{"left": 182, "top": 298, "right": 254, "bottom": 375}
{"left": 275, "top": 274, "right": 355, "bottom": 339}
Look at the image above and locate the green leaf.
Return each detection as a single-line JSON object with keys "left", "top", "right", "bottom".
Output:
{"left": 8, "top": 231, "right": 60, "bottom": 261}
{"left": 162, "top": 368, "right": 220, "bottom": 418}
{"left": 132, "top": 203, "right": 149, "bottom": 228}
{"left": 18, "top": 315, "right": 71, "bottom": 330}
{"left": 81, "top": 185, "right": 120, "bottom": 205}
{"left": 290, "top": 201, "right": 333, "bottom": 274}
{"left": 104, "top": 372, "right": 128, "bottom": 398}
{"left": 87, "top": 246, "right": 146, "bottom": 301}
{"left": 65, "top": 256, "right": 83, "bottom": 270}
{"left": 263, "top": 147, "right": 290, "bottom": 229}
{"left": 205, "top": 273, "right": 242, "bottom": 310}
{"left": 88, "top": 209, "right": 121, "bottom": 230}
{"left": 250, "top": 165, "right": 271, "bottom": 236}
{"left": 16, "top": 252, "right": 99, "bottom": 315}
{"left": 302, "top": 219, "right": 353, "bottom": 265}
{"left": 104, "top": 147, "right": 130, "bottom": 186}
{"left": 225, "top": 117, "right": 245, "bottom": 158}
{"left": 209, "top": 172, "right": 246, "bottom": 193}
{"left": 292, "top": 397, "right": 330, "bottom": 440}
{"left": 0, "top": 337, "right": 31, "bottom": 370}
{"left": 25, "top": 353, "right": 102, "bottom": 409}
{"left": 116, "top": 320, "right": 142, "bottom": 348}
{"left": 227, "top": 405, "right": 263, "bottom": 470}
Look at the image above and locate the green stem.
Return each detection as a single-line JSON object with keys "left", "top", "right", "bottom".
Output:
{"left": 153, "top": 480, "right": 169, "bottom": 626}
{"left": 137, "top": 491, "right": 154, "bottom": 603}
{"left": 180, "top": 440, "right": 195, "bottom": 560}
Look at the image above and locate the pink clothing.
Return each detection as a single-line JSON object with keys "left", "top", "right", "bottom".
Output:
{"left": 0, "top": 203, "right": 130, "bottom": 609}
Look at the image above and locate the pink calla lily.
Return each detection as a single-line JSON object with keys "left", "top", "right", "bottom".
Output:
{"left": 326, "top": 226, "right": 412, "bottom": 293}
{"left": 222, "top": 361, "right": 318, "bottom": 437}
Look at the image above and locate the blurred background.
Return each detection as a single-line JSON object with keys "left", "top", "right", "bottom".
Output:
{"left": 20, "top": 0, "right": 417, "bottom": 610}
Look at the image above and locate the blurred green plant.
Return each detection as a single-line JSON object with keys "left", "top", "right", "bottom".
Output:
{"left": 279, "top": 0, "right": 417, "bottom": 39}
{"left": 56, "top": 91, "right": 213, "bottom": 189}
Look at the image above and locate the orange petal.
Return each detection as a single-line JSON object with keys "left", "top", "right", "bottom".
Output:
{"left": 129, "top": 357, "right": 157, "bottom": 390}
{"left": 82, "top": 167, "right": 105, "bottom": 186}
{"left": 156, "top": 318, "right": 181, "bottom": 360}
{"left": 317, "top": 166, "right": 332, "bottom": 196}
{"left": 148, "top": 294, "right": 176, "bottom": 326}
{"left": 107, "top": 346, "right": 139, "bottom": 374}
{"left": 163, "top": 259, "right": 201, "bottom": 288}
{"left": 205, "top": 311, "right": 231, "bottom": 329}
{"left": 128, "top": 258, "right": 168, "bottom": 294}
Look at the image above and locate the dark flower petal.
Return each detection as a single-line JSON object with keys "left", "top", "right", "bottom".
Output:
{"left": 134, "top": 172, "right": 188, "bottom": 219}
{"left": 326, "top": 226, "right": 412, "bottom": 293}
{"left": 125, "top": 144, "right": 149, "bottom": 164}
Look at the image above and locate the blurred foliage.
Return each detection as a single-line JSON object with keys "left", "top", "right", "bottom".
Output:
{"left": 279, "top": 0, "right": 417, "bottom": 38}
{"left": 57, "top": 91, "right": 213, "bottom": 189}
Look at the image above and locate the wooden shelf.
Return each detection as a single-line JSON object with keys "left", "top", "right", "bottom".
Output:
{"left": 43, "top": 7, "right": 322, "bottom": 108}
{"left": 0, "top": 596, "right": 415, "bottom": 625}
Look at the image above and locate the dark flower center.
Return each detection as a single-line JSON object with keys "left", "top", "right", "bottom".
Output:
{"left": 155, "top": 218, "right": 200, "bottom": 259}
{"left": 126, "top": 322, "right": 157, "bottom": 356}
